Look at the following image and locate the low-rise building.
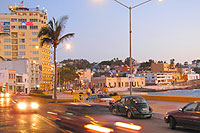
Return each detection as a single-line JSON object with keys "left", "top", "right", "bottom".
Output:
{"left": 91, "top": 76, "right": 145, "bottom": 88}
{"left": 0, "top": 69, "right": 16, "bottom": 94}
{"left": 0, "top": 59, "right": 40, "bottom": 93}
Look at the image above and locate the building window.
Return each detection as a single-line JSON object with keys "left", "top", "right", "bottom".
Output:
{"left": 19, "top": 45, "right": 25, "bottom": 49}
{"left": 30, "top": 19, "right": 38, "bottom": 22}
{"left": 19, "top": 51, "right": 26, "bottom": 56}
{"left": 32, "top": 32, "right": 38, "bottom": 35}
{"left": 18, "top": 26, "right": 27, "bottom": 29}
{"left": 19, "top": 38, "right": 25, "bottom": 43}
{"left": 18, "top": 19, "right": 27, "bottom": 22}
{"left": 30, "top": 26, "right": 38, "bottom": 29}
{"left": 4, "top": 45, "right": 11, "bottom": 49}
{"left": 32, "top": 51, "right": 39, "bottom": 54}
{"left": 33, "top": 57, "right": 39, "bottom": 60}
{"left": 4, "top": 52, "right": 11, "bottom": 56}
{"left": 11, "top": 18, "right": 17, "bottom": 22}
{"left": 4, "top": 38, "right": 10, "bottom": 43}
{"left": 32, "top": 38, "right": 38, "bottom": 42}
{"left": 11, "top": 26, "right": 17, "bottom": 29}
{"left": 19, "top": 32, "right": 25, "bottom": 36}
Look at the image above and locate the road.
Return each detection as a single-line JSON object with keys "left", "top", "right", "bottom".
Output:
{"left": 0, "top": 96, "right": 198, "bottom": 133}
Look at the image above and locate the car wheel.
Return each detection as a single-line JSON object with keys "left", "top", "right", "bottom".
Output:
{"left": 169, "top": 117, "right": 176, "bottom": 129}
{"left": 127, "top": 110, "right": 133, "bottom": 119}
{"left": 112, "top": 108, "right": 118, "bottom": 115}
{"left": 146, "top": 115, "right": 152, "bottom": 119}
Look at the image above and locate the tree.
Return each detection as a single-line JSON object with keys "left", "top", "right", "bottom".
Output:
{"left": 38, "top": 16, "right": 74, "bottom": 103}
{"left": 58, "top": 66, "right": 79, "bottom": 89}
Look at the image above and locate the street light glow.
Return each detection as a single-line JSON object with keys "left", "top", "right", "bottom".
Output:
{"left": 65, "top": 44, "right": 71, "bottom": 50}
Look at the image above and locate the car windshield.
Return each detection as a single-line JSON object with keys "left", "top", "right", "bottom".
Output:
{"left": 97, "top": 95, "right": 111, "bottom": 98}
{"left": 130, "top": 97, "right": 147, "bottom": 103}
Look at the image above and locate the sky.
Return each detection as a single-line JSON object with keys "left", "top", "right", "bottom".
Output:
{"left": 1, "top": 0, "right": 200, "bottom": 64}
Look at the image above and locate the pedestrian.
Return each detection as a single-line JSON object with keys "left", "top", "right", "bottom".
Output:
{"left": 86, "top": 87, "right": 91, "bottom": 97}
{"left": 104, "top": 86, "right": 108, "bottom": 94}
{"left": 91, "top": 86, "right": 95, "bottom": 94}
{"left": 71, "top": 88, "right": 74, "bottom": 95}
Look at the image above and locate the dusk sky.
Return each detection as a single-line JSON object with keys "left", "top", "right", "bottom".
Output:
{"left": 1, "top": 0, "right": 200, "bottom": 64}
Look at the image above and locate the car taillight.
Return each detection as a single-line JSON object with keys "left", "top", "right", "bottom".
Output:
{"left": 149, "top": 107, "right": 153, "bottom": 111}
{"left": 99, "top": 100, "right": 105, "bottom": 102}
{"left": 133, "top": 108, "right": 137, "bottom": 111}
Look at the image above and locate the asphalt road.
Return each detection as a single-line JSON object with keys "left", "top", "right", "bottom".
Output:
{"left": 0, "top": 97, "right": 199, "bottom": 133}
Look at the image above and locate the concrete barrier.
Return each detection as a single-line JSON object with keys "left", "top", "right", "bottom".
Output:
{"left": 116, "top": 94, "right": 200, "bottom": 103}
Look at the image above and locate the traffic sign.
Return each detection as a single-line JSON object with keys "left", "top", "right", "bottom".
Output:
{"left": 128, "top": 74, "right": 134, "bottom": 82}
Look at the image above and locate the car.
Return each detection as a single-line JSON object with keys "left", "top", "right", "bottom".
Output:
{"left": 109, "top": 96, "right": 153, "bottom": 119}
{"left": 11, "top": 96, "right": 39, "bottom": 113}
{"left": 47, "top": 103, "right": 142, "bottom": 132}
{"left": 86, "top": 94, "right": 115, "bottom": 103}
{"left": 0, "top": 92, "right": 10, "bottom": 98}
{"left": 164, "top": 101, "right": 200, "bottom": 131}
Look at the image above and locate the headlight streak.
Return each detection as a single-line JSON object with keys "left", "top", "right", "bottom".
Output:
{"left": 5, "top": 93, "right": 10, "bottom": 97}
{"left": 18, "top": 102, "right": 27, "bottom": 109}
{"left": 84, "top": 124, "right": 113, "bottom": 133}
{"left": 114, "top": 122, "right": 142, "bottom": 131}
{"left": 31, "top": 102, "right": 39, "bottom": 109}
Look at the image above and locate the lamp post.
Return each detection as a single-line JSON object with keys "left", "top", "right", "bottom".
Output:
{"left": 114, "top": 0, "right": 161, "bottom": 95}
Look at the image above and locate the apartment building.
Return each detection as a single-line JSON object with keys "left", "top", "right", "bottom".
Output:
{"left": 151, "top": 62, "right": 182, "bottom": 73}
{"left": 0, "top": 4, "right": 53, "bottom": 90}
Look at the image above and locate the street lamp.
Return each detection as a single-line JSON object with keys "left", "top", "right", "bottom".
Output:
{"left": 114, "top": 0, "right": 162, "bottom": 95}
{"left": 57, "top": 43, "right": 72, "bottom": 51}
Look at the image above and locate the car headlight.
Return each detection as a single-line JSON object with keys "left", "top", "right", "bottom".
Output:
{"left": 1, "top": 93, "right": 4, "bottom": 97}
{"left": 5, "top": 93, "right": 9, "bottom": 97}
{"left": 18, "top": 103, "right": 27, "bottom": 109}
{"left": 31, "top": 102, "right": 39, "bottom": 109}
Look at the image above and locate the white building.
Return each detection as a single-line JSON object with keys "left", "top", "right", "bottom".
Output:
{"left": 137, "top": 73, "right": 173, "bottom": 85}
{"left": 183, "top": 68, "right": 200, "bottom": 81}
{"left": 78, "top": 69, "right": 91, "bottom": 87}
{"left": 0, "top": 59, "right": 41, "bottom": 93}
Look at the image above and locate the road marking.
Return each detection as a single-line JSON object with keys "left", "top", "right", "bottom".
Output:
{"left": 34, "top": 114, "right": 72, "bottom": 133}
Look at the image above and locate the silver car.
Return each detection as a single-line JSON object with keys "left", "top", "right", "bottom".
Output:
{"left": 86, "top": 94, "right": 115, "bottom": 103}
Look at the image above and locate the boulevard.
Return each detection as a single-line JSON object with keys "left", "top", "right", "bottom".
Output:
{"left": 0, "top": 96, "right": 198, "bottom": 133}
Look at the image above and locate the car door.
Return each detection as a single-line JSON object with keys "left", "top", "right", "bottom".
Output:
{"left": 192, "top": 103, "right": 200, "bottom": 128}
{"left": 118, "top": 98, "right": 126, "bottom": 115}
{"left": 180, "top": 102, "right": 198, "bottom": 127}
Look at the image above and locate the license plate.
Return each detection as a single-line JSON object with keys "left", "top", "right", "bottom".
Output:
{"left": 142, "top": 108, "right": 148, "bottom": 111}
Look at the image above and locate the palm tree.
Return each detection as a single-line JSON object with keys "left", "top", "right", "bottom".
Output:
{"left": 38, "top": 16, "right": 74, "bottom": 103}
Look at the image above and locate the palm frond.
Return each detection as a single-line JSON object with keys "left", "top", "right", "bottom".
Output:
{"left": 40, "top": 37, "right": 52, "bottom": 47}
{"left": 38, "top": 27, "right": 50, "bottom": 38}
{"left": 58, "top": 33, "right": 74, "bottom": 43}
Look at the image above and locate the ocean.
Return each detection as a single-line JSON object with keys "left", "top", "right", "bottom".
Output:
{"left": 127, "top": 89, "right": 200, "bottom": 97}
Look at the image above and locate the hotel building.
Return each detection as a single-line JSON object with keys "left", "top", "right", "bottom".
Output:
{"left": 0, "top": 4, "right": 53, "bottom": 90}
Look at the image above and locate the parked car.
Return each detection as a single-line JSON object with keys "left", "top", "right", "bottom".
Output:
{"left": 86, "top": 94, "right": 115, "bottom": 103}
{"left": 109, "top": 96, "right": 153, "bottom": 119}
{"left": 164, "top": 101, "right": 200, "bottom": 131}
{"left": 11, "top": 96, "right": 39, "bottom": 113}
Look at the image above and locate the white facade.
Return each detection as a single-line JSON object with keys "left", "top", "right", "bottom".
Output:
{"left": 137, "top": 73, "right": 173, "bottom": 85}
{"left": 0, "top": 59, "right": 40, "bottom": 93}
{"left": 78, "top": 69, "right": 91, "bottom": 87}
